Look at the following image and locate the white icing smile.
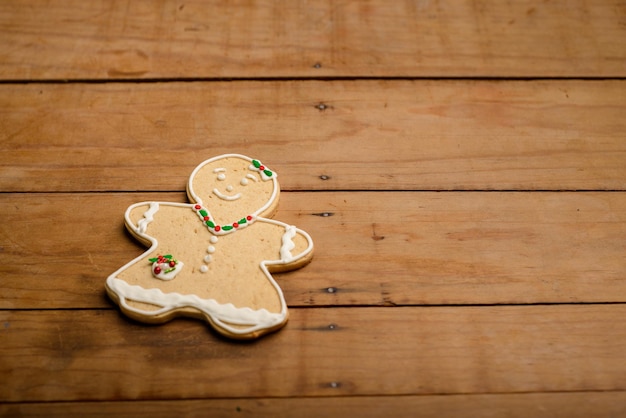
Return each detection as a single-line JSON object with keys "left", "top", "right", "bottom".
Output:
{"left": 213, "top": 188, "right": 241, "bottom": 201}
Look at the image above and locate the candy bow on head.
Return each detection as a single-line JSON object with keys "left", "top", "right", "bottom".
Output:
{"left": 249, "top": 159, "right": 276, "bottom": 181}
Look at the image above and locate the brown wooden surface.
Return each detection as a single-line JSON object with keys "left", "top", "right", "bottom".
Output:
{"left": 0, "top": 0, "right": 624, "bottom": 79}
{"left": 1, "top": 80, "right": 625, "bottom": 192}
{"left": 3, "top": 306, "right": 626, "bottom": 401}
{"left": 2, "top": 191, "right": 625, "bottom": 309}
{"left": 1, "top": 0, "right": 625, "bottom": 416}
{"left": 3, "top": 392, "right": 626, "bottom": 418}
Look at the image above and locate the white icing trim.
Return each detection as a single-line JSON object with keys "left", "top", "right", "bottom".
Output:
{"left": 280, "top": 225, "right": 297, "bottom": 262}
{"left": 107, "top": 278, "right": 285, "bottom": 329}
{"left": 136, "top": 202, "right": 159, "bottom": 234}
{"left": 262, "top": 218, "right": 314, "bottom": 268}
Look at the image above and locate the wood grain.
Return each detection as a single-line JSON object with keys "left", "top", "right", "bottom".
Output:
{"left": 1, "top": 80, "right": 625, "bottom": 193}
{"left": 2, "top": 0, "right": 625, "bottom": 413}
{"left": 3, "top": 392, "right": 626, "bottom": 418}
{"left": 0, "top": 0, "right": 624, "bottom": 79}
{"left": 2, "top": 191, "right": 624, "bottom": 309}
{"left": 2, "top": 305, "right": 625, "bottom": 402}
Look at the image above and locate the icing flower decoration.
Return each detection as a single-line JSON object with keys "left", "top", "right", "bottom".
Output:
{"left": 149, "top": 254, "right": 183, "bottom": 280}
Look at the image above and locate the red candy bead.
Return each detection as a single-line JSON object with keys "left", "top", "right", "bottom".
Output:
{"left": 214, "top": 225, "right": 221, "bottom": 232}
{"left": 204, "top": 216, "right": 209, "bottom": 221}
{"left": 194, "top": 205, "right": 201, "bottom": 210}
{"left": 246, "top": 215, "right": 252, "bottom": 221}
{"left": 169, "top": 261, "right": 176, "bottom": 267}
{"left": 154, "top": 266, "right": 162, "bottom": 274}
{"left": 259, "top": 165, "right": 265, "bottom": 170}
{"left": 233, "top": 222, "right": 239, "bottom": 228}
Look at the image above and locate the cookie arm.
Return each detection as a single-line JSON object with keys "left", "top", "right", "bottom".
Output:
{"left": 125, "top": 202, "right": 160, "bottom": 247}
{"left": 268, "top": 224, "right": 314, "bottom": 273}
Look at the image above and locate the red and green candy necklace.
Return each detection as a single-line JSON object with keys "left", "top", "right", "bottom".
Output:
{"left": 193, "top": 204, "right": 256, "bottom": 234}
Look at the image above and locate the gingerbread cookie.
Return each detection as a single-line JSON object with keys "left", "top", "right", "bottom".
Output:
{"left": 105, "top": 154, "right": 314, "bottom": 339}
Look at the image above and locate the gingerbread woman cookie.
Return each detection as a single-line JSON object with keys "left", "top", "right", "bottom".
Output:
{"left": 105, "top": 154, "right": 314, "bottom": 339}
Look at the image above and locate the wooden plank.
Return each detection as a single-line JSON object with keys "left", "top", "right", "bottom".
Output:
{"left": 3, "top": 392, "right": 626, "bottom": 418}
{"left": 1, "top": 305, "right": 625, "bottom": 402}
{"left": 2, "top": 191, "right": 625, "bottom": 309}
{"left": 1, "top": 80, "right": 625, "bottom": 192}
{"left": 0, "top": 0, "right": 624, "bottom": 79}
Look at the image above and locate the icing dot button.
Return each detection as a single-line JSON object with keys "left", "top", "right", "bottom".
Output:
{"left": 207, "top": 246, "right": 215, "bottom": 254}
{"left": 210, "top": 236, "right": 218, "bottom": 244}
{"left": 204, "top": 255, "right": 212, "bottom": 263}
{"left": 200, "top": 265, "right": 208, "bottom": 273}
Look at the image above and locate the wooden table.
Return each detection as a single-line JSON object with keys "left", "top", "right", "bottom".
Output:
{"left": 1, "top": 1, "right": 625, "bottom": 416}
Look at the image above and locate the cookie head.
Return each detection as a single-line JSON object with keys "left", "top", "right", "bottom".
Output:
{"left": 188, "top": 154, "right": 279, "bottom": 219}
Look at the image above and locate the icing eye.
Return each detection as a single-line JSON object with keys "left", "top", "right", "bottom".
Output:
{"left": 240, "top": 177, "right": 249, "bottom": 186}
{"left": 213, "top": 168, "right": 227, "bottom": 180}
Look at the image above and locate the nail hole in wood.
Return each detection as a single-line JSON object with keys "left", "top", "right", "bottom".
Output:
{"left": 312, "top": 212, "right": 334, "bottom": 217}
